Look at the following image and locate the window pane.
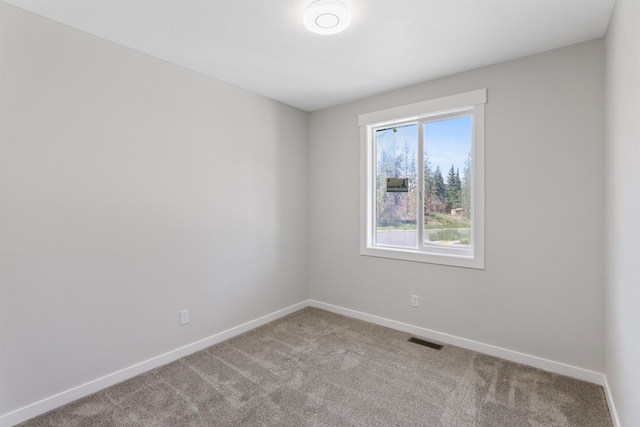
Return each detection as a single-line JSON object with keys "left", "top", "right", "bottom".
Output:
{"left": 423, "top": 116, "right": 472, "bottom": 248}
{"left": 375, "top": 124, "right": 418, "bottom": 248}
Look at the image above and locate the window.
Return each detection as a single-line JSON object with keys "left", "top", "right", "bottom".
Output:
{"left": 359, "top": 89, "right": 486, "bottom": 269}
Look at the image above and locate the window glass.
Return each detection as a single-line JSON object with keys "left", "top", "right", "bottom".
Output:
{"left": 375, "top": 124, "right": 418, "bottom": 248}
{"left": 423, "top": 116, "right": 472, "bottom": 248}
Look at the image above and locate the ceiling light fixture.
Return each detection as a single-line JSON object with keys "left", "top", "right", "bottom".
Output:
{"left": 304, "top": 0, "right": 351, "bottom": 35}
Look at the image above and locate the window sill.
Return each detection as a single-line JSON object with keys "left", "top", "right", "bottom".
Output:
{"left": 360, "top": 245, "right": 484, "bottom": 269}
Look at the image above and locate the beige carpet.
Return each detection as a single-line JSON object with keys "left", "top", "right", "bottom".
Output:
{"left": 20, "top": 307, "right": 612, "bottom": 426}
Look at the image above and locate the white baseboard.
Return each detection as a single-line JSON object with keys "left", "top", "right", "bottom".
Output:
{"left": 0, "top": 300, "right": 309, "bottom": 427}
{"left": 309, "top": 300, "right": 606, "bottom": 385}
{"left": 602, "top": 375, "right": 621, "bottom": 427}
{"left": 2, "top": 299, "right": 620, "bottom": 427}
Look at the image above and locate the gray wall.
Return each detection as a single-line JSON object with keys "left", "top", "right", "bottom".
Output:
{"left": 605, "top": 1, "right": 640, "bottom": 425}
{"left": 0, "top": 3, "right": 308, "bottom": 414}
{"left": 308, "top": 40, "right": 606, "bottom": 372}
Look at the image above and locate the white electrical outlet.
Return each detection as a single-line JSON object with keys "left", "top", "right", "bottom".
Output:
{"left": 180, "top": 309, "right": 189, "bottom": 325}
{"left": 411, "top": 295, "right": 419, "bottom": 308}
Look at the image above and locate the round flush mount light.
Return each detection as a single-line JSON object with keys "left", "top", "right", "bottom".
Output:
{"left": 304, "top": 0, "right": 352, "bottom": 35}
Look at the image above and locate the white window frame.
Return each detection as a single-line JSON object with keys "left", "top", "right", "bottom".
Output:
{"left": 359, "top": 89, "right": 486, "bottom": 269}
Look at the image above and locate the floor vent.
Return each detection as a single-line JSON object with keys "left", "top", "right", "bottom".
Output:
{"left": 408, "top": 337, "right": 444, "bottom": 350}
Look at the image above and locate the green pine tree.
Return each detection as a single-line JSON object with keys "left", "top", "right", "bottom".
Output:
{"left": 433, "top": 166, "right": 446, "bottom": 213}
{"left": 446, "top": 165, "right": 460, "bottom": 211}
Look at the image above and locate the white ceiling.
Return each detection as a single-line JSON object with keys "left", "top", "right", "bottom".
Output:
{"left": 3, "top": 0, "right": 614, "bottom": 111}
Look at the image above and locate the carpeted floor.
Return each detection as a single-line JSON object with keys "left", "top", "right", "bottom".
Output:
{"left": 19, "top": 307, "right": 612, "bottom": 426}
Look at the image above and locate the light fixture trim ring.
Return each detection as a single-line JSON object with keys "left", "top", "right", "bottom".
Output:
{"left": 304, "top": 0, "right": 352, "bottom": 35}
